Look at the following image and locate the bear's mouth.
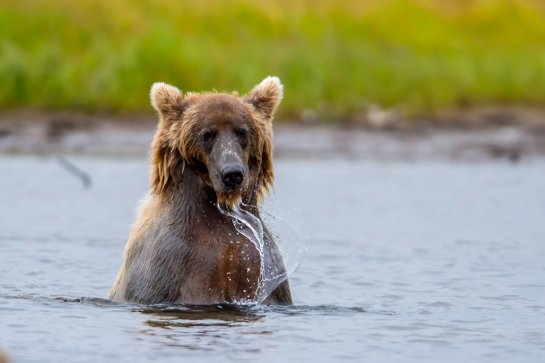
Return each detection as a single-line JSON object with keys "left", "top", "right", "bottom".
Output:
{"left": 215, "top": 190, "right": 244, "bottom": 209}
{"left": 212, "top": 175, "right": 246, "bottom": 206}
{"left": 192, "top": 162, "right": 245, "bottom": 208}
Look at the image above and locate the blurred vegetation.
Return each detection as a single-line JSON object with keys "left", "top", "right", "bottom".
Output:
{"left": 1, "top": 0, "right": 545, "bottom": 120}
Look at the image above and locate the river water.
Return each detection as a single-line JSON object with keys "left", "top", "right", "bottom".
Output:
{"left": 1, "top": 156, "right": 544, "bottom": 362}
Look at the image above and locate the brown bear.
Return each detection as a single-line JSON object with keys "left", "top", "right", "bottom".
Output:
{"left": 109, "top": 77, "right": 292, "bottom": 305}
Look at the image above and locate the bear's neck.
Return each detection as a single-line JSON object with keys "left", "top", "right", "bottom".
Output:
{"left": 156, "top": 164, "right": 259, "bottom": 227}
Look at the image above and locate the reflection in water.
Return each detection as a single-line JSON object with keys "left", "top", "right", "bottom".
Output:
{"left": 140, "top": 304, "right": 264, "bottom": 328}
{"left": 135, "top": 304, "right": 372, "bottom": 353}
{"left": 137, "top": 304, "right": 267, "bottom": 353}
{"left": 138, "top": 303, "right": 373, "bottom": 328}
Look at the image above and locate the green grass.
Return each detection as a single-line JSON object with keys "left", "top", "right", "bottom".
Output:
{"left": 1, "top": 0, "right": 545, "bottom": 120}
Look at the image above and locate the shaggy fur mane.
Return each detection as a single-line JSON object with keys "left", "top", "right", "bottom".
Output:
{"left": 148, "top": 77, "right": 282, "bottom": 207}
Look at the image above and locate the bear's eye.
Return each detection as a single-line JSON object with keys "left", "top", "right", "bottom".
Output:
{"left": 202, "top": 131, "right": 216, "bottom": 143}
{"left": 234, "top": 128, "right": 248, "bottom": 140}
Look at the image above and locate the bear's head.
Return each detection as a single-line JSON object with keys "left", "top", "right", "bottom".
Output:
{"left": 149, "top": 76, "right": 282, "bottom": 207}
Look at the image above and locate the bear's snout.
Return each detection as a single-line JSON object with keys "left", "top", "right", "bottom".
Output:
{"left": 221, "top": 164, "right": 245, "bottom": 188}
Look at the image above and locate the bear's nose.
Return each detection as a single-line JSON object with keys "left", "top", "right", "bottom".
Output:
{"left": 221, "top": 164, "right": 244, "bottom": 188}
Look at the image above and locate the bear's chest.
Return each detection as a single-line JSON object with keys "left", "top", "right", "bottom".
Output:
{"left": 178, "top": 219, "right": 262, "bottom": 303}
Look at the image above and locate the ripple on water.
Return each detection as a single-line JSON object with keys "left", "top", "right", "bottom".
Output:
{"left": 0, "top": 292, "right": 377, "bottom": 319}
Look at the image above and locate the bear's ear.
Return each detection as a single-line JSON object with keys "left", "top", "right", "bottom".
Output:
{"left": 150, "top": 82, "right": 186, "bottom": 120}
{"left": 244, "top": 76, "right": 283, "bottom": 121}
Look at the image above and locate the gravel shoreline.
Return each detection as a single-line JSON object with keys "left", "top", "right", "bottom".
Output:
{"left": 1, "top": 111, "right": 544, "bottom": 161}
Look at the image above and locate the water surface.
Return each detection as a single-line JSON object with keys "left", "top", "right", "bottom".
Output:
{"left": 1, "top": 156, "right": 544, "bottom": 362}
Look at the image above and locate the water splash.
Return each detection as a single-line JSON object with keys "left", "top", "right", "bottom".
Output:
{"left": 217, "top": 203, "right": 301, "bottom": 303}
{"left": 261, "top": 198, "right": 309, "bottom": 278}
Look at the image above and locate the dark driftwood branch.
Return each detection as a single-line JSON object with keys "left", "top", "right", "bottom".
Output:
{"left": 56, "top": 156, "right": 92, "bottom": 189}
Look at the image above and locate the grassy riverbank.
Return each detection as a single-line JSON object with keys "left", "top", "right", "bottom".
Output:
{"left": 1, "top": 0, "right": 545, "bottom": 119}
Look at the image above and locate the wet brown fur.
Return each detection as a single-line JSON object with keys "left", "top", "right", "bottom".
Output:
{"left": 109, "top": 77, "right": 291, "bottom": 305}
